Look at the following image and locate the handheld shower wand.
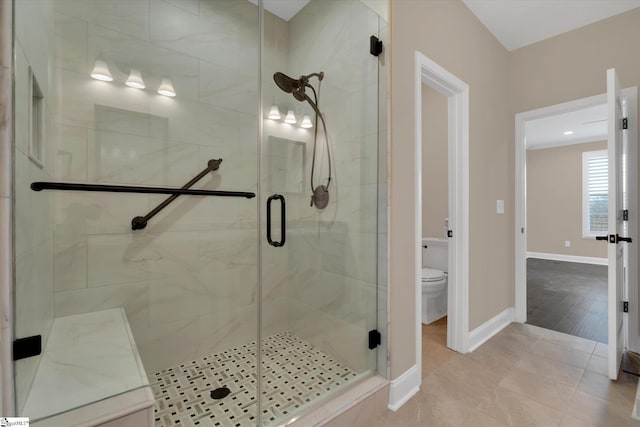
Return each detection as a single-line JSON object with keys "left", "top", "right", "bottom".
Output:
{"left": 273, "top": 71, "right": 331, "bottom": 209}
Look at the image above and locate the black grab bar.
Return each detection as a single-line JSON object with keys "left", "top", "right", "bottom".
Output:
{"left": 131, "top": 159, "right": 233, "bottom": 230}
{"left": 30, "top": 181, "right": 254, "bottom": 198}
{"left": 31, "top": 159, "right": 256, "bottom": 231}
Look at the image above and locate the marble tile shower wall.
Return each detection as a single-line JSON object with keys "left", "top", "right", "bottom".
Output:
{"left": 13, "top": 0, "right": 56, "bottom": 411}
{"left": 50, "top": 0, "right": 289, "bottom": 374}
{"left": 279, "top": 0, "right": 381, "bottom": 373}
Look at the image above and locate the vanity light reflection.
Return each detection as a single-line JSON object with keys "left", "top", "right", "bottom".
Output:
{"left": 158, "top": 78, "right": 176, "bottom": 97}
{"left": 125, "top": 69, "right": 145, "bottom": 89}
{"left": 284, "top": 109, "right": 297, "bottom": 124}
{"left": 90, "top": 59, "right": 113, "bottom": 82}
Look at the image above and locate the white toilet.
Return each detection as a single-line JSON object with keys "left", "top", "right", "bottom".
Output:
{"left": 422, "top": 237, "right": 448, "bottom": 324}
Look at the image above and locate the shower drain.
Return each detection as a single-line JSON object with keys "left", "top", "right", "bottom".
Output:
{"left": 210, "top": 386, "right": 231, "bottom": 400}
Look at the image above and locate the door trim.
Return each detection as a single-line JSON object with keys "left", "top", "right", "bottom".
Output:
{"left": 622, "top": 86, "right": 638, "bottom": 354}
{"left": 514, "top": 89, "right": 638, "bottom": 352}
{"left": 414, "top": 51, "right": 469, "bottom": 381}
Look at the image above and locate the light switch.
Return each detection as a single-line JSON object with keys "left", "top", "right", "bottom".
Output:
{"left": 496, "top": 199, "right": 504, "bottom": 214}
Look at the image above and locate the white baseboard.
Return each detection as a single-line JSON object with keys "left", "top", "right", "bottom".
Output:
{"left": 468, "top": 308, "right": 514, "bottom": 352}
{"left": 526, "top": 251, "right": 607, "bottom": 266}
{"left": 387, "top": 365, "right": 420, "bottom": 411}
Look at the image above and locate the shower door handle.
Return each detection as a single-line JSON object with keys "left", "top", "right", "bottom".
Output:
{"left": 267, "top": 194, "right": 286, "bottom": 247}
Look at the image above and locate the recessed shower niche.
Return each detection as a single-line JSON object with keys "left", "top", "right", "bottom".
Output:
{"left": 267, "top": 137, "right": 306, "bottom": 194}
{"left": 28, "top": 68, "right": 45, "bottom": 167}
{"left": 9, "top": 0, "right": 388, "bottom": 425}
{"left": 92, "top": 106, "right": 170, "bottom": 186}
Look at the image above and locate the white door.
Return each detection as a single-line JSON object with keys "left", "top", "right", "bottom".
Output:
{"left": 607, "top": 68, "right": 627, "bottom": 380}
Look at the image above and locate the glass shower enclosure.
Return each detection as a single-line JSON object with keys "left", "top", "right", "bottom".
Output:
{"left": 10, "top": 0, "right": 386, "bottom": 425}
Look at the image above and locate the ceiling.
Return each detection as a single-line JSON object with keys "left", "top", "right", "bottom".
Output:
{"left": 256, "top": 1, "right": 640, "bottom": 46}
{"left": 247, "top": 0, "right": 310, "bottom": 21}
{"left": 462, "top": 0, "right": 640, "bottom": 51}
{"left": 525, "top": 104, "right": 607, "bottom": 150}
{"left": 257, "top": 2, "right": 619, "bottom": 149}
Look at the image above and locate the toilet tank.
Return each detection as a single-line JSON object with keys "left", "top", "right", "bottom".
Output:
{"left": 422, "top": 237, "right": 448, "bottom": 272}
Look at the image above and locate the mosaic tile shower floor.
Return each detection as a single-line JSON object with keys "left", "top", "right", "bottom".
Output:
{"left": 151, "top": 332, "right": 358, "bottom": 427}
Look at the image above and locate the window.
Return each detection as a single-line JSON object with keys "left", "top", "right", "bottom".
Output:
{"left": 582, "top": 149, "right": 608, "bottom": 237}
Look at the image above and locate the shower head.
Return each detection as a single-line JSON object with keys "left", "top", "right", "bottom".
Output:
{"left": 274, "top": 71, "right": 324, "bottom": 92}
{"left": 273, "top": 71, "right": 325, "bottom": 116}
{"left": 273, "top": 72, "right": 300, "bottom": 95}
{"left": 273, "top": 72, "right": 331, "bottom": 210}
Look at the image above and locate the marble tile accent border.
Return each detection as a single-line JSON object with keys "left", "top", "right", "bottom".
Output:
{"left": 284, "top": 376, "right": 388, "bottom": 427}
{"left": 28, "top": 386, "right": 155, "bottom": 427}
{"left": 308, "top": 377, "right": 388, "bottom": 426}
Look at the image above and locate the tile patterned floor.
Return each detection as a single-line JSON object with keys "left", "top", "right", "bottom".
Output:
{"left": 370, "top": 318, "right": 640, "bottom": 427}
{"left": 151, "top": 332, "right": 358, "bottom": 427}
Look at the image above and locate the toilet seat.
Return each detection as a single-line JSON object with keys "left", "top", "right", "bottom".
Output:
{"left": 422, "top": 268, "right": 445, "bottom": 282}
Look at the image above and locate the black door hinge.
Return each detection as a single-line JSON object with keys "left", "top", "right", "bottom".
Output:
{"left": 370, "top": 35, "right": 383, "bottom": 57}
{"left": 447, "top": 230, "right": 453, "bottom": 238}
{"left": 368, "top": 329, "right": 381, "bottom": 349}
{"left": 13, "top": 335, "right": 42, "bottom": 361}
{"left": 623, "top": 210, "right": 629, "bottom": 221}
{"left": 624, "top": 301, "right": 629, "bottom": 313}
{"left": 623, "top": 118, "right": 628, "bottom": 130}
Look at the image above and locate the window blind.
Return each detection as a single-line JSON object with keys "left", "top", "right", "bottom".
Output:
{"left": 587, "top": 155, "right": 608, "bottom": 233}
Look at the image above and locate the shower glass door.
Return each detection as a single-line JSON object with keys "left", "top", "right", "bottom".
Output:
{"left": 259, "top": 1, "right": 382, "bottom": 424}
{"left": 11, "top": 0, "right": 384, "bottom": 425}
{"left": 12, "top": 0, "right": 261, "bottom": 424}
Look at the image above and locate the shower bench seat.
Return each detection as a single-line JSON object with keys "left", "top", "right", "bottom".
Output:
{"left": 22, "top": 308, "right": 155, "bottom": 426}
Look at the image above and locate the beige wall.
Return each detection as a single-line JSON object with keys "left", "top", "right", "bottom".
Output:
{"left": 422, "top": 84, "right": 448, "bottom": 239}
{"left": 527, "top": 141, "right": 608, "bottom": 259}
{"left": 510, "top": 7, "right": 640, "bottom": 339}
{"left": 391, "top": 0, "right": 640, "bottom": 380}
{"left": 390, "top": 0, "right": 512, "bottom": 377}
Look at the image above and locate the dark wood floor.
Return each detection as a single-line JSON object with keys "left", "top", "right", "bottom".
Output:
{"left": 526, "top": 258, "right": 608, "bottom": 343}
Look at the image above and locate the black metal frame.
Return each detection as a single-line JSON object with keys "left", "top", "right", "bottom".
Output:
{"left": 31, "top": 159, "right": 256, "bottom": 230}
{"left": 13, "top": 335, "right": 42, "bottom": 361}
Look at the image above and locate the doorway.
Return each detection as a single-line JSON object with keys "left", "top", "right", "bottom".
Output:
{"left": 414, "top": 51, "right": 469, "bottom": 381}
{"left": 515, "top": 87, "right": 639, "bottom": 378}
{"left": 524, "top": 104, "right": 609, "bottom": 343}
